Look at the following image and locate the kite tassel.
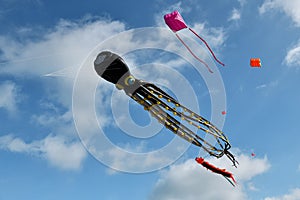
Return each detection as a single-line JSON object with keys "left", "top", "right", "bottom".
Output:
{"left": 175, "top": 33, "right": 213, "bottom": 73}
{"left": 188, "top": 28, "right": 225, "bottom": 67}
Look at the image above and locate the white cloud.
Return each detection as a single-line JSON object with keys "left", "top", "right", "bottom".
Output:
{"left": 43, "top": 136, "right": 86, "bottom": 170}
{"left": 284, "top": 42, "right": 300, "bottom": 67}
{"left": 31, "top": 109, "right": 72, "bottom": 127}
{"left": 190, "top": 23, "right": 226, "bottom": 50}
{"left": 259, "top": 0, "right": 300, "bottom": 27}
{"left": 0, "top": 134, "right": 87, "bottom": 170}
{"left": 232, "top": 154, "right": 270, "bottom": 181}
{"left": 102, "top": 144, "right": 175, "bottom": 172}
{"left": 247, "top": 182, "right": 259, "bottom": 191}
{"left": 256, "top": 84, "right": 267, "bottom": 89}
{"left": 0, "top": 135, "right": 32, "bottom": 153}
{"left": 264, "top": 188, "right": 300, "bottom": 200}
{"left": 256, "top": 80, "right": 279, "bottom": 90}
{"left": 228, "top": 8, "right": 241, "bottom": 21}
{"left": 227, "top": 0, "right": 246, "bottom": 23}
{"left": 0, "top": 16, "right": 127, "bottom": 112}
{"left": 238, "top": 0, "right": 247, "bottom": 7}
{"left": 0, "top": 18, "right": 126, "bottom": 172}
{"left": 0, "top": 81, "right": 20, "bottom": 114}
{"left": 149, "top": 153, "right": 270, "bottom": 200}
{"left": 0, "top": 16, "right": 126, "bottom": 77}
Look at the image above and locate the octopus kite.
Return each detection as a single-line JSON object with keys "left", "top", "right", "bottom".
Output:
{"left": 94, "top": 51, "right": 238, "bottom": 172}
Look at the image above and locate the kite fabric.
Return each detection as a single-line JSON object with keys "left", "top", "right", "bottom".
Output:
{"left": 164, "top": 10, "right": 225, "bottom": 73}
{"left": 164, "top": 10, "right": 187, "bottom": 32}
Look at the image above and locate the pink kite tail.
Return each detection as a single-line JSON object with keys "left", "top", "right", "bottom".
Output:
{"left": 188, "top": 28, "right": 225, "bottom": 66}
{"left": 175, "top": 33, "right": 213, "bottom": 73}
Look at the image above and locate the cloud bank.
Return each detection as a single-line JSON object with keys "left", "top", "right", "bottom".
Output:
{"left": 0, "top": 81, "right": 20, "bottom": 114}
{"left": 0, "top": 134, "right": 86, "bottom": 170}
{"left": 259, "top": 1, "right": 300, "bottom": 69}
{"left": 0, "top": 16, "right": 126, "bottom": 170}
{"left": 259, "top": 0, "right": 300, "bottom": 27}
{"left": 284, "top": 41, "right": 300, "bottom": 67}
{"left": 150, "top": 153, "right": 270, "bottom": 200}
{"left": 264, "top": 188, "right": 300, "bottom": 200}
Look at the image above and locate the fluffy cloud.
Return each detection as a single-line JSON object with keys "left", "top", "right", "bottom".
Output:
{"left": 259, "top": 0, "right": 300, "bottom": 27}
{"left": 0, "top": 17, "right": 126, "bottom": 170}
{"left": 255, "top": 80, "right": 279, "bottom": 95}
{"left": 284, "top": 42, "right": 300, "bottom": 67}
{"left": 259, "top": 1, "right": 300, "bottom": 69}
{"left": 228, "top": 0, "right": 246, "bottom": 23}
{"left": 0, "top": 16, "right": 127, "bottom": 110}
{"left": 149, "top": 153, "right": 270, "bottom": 200}
{"left": 0, "top": 134, "right": 86, "bottom": 170}
{"left": 190, "top": 23, "right": 226, "bottom": 50}
{"left": 0, "top": 16, "right": 126, "bottom": 77}
{"left": 228, "top": 8, "right": 241, "bottom": 22}
{"left": 0, "top": 81, "right": 20, "bottom": 114}
{"left": 264, "top": 188, "right": 300, "bottom": 200}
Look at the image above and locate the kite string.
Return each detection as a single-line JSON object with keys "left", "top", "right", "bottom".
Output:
{"left": 188, "top": 28, "right": 225, "bottom": 67}
{"left": 175, "top": 33, "right": 213, "bottom": 73}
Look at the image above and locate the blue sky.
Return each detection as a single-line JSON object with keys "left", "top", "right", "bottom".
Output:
{"left": 1, "top": 0, "right": 300, "bottom": 199}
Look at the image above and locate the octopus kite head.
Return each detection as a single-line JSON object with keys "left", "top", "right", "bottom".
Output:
{"left": 94, "top": 51, "right": 141, "bottom": 93}
{"left": 94, "top": 51, "right": 130, "bottom": 84}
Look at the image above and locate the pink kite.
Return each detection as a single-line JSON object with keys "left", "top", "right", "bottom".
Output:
{"left": 164, "top": 10, "right": 225, "bottom": 73}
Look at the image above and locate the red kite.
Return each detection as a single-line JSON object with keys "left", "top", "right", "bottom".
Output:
{"left": 250, "top": 58, "right": 261, "bottom": 67}
{"left": 195, "top": 157, "right": 237, "bottom": 186}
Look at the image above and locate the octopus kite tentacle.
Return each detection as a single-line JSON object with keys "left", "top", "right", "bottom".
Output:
{"left": 94, "top": 51, "right": 238, "bottom": 167}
